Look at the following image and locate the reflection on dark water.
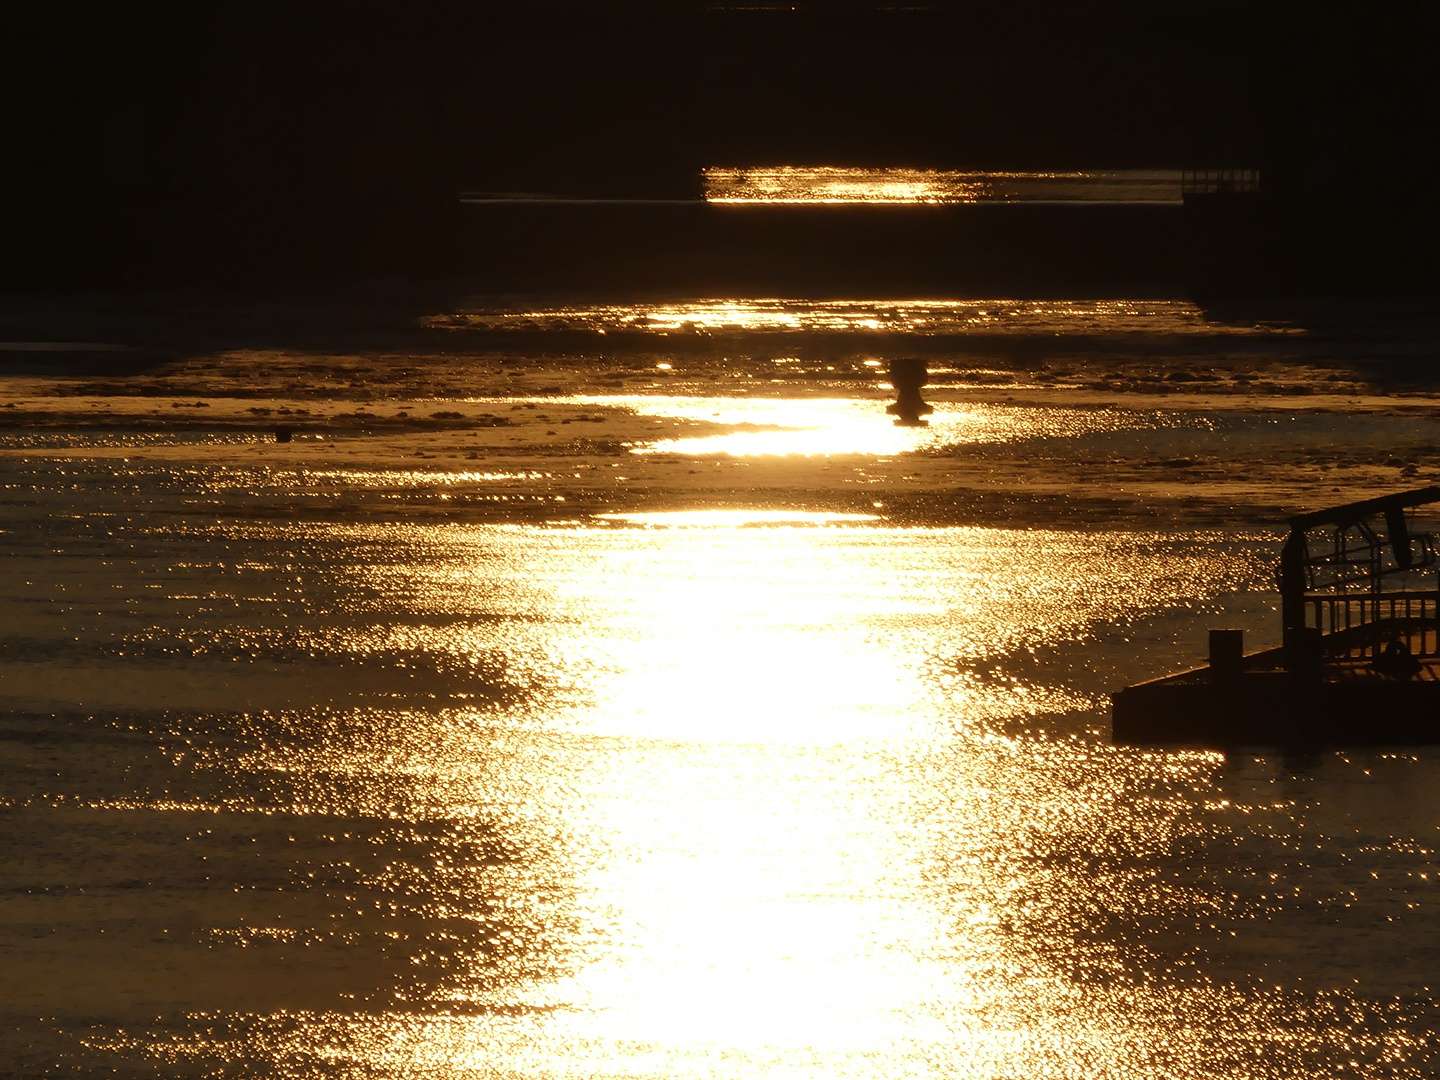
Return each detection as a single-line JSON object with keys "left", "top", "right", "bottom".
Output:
{"left": 916, "top": 745, "right": 1440, "bottom": 1073}
{"left": 4, "top": 720, "right": 568, "bottom": 1001}
{"left": 702, "top": 167, "right": 1187, "bottom": 205}
{"left": 2, "top": 449, "right": 1439, "bottom": 1076}
{"left": 438, "top": 297, "right": 1275, "bottom": 337}
{"left": 2, "top": 705, "right": 580, "bottom": 1072}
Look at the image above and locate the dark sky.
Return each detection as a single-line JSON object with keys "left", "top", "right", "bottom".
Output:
{"left": 5, "top": 3, "right": 1436, "bottom": 283}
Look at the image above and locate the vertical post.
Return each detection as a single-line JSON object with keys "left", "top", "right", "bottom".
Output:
{"left": 1280, "top": 527, "right": 1306, "bottom": 647}
{"left": 1209, "top": 629, "right": 1245, "bottom": 683}
{"left": 1280, "top": 526, "right": 1318, "bottom": 673}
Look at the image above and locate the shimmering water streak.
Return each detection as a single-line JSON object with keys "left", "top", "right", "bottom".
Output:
{"left": 502, "top": 523, "right": 1270, "bottom": 740}
{"left": 506, "top": 395, "right": 1208, "bottom": 457}
{"left": 6, "top": 455, "right": 1440, "bottom": 1079}
{"left": 704, "top": 167, "right": 1186, "bottom": 204}
{"left": 436, "top": 298, "right": 1300, "bottom": 336}
{"left": 14, "top": 508, "right": 1436, "bottom": 1078}
{"left": 598, "top": 510, "right": 881, "bottom": 526}
{"left": 0, "top": 431, "right": 267, "bottom": 450}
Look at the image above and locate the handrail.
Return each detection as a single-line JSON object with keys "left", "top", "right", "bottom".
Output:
{"left": 1305, "top": 590, "right": 1440, "bottom": 658}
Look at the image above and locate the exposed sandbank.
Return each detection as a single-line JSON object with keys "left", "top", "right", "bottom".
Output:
{"left": 4, "top": 292, "right": 1440, "bottom": 530}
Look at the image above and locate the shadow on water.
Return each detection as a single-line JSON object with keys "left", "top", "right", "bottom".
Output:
{"left": 915, "top": 744, "right": 1440, "bottom": 1072}
{"left": 0, "top": 706, "right": 581, "bottom": 1072}
{"left": 0, "top": 467, "right": 583, "bottom": 1072}
{"left": 0, "top": 345, "right": 173, "bottom": 378}
{"left": 0, "top": 286, "right": 468, "bottom": 374}
{"left": 2, "top": 278, "right": 1436, "bottom": 399}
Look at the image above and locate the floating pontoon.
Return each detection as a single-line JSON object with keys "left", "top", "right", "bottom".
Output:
{"left": 1113, "top": 487, "right": 1440, "bottom": 748}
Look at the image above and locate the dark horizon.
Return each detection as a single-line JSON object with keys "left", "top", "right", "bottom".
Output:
{"left": 4, "top": 3, "right": 1437, "bottom": 295}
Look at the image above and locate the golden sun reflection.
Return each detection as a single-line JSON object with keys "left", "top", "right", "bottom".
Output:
{"left": 598, "top": 510, "right": 880, "bottom": 527}
{"left": 23, "top": 502, "right": 1435, "bottom": 1079}
{"left": 494, "top": 524, "right": 1209, "bottom": 743}
{"left": 702, "top": 167, "right": 1186, "bottom": 205}
{"left": 440, "top": 297, "right": 1267, "bottom": 337}
{"left": 536, "top": 395, "right": 1193, "bottom": 457}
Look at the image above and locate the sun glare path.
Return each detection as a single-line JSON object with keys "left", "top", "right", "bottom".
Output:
{"left": 702, "top": 167, "right": 1187, "bottom": 205}
{"left": 598, "top": 510, "right": 880, "bottom": 527}
{"left": 491, "top": 395, "right": 1200, "bottom": 457}
{"left": 430, "top": 297, "right": 1305, "bottom": 339}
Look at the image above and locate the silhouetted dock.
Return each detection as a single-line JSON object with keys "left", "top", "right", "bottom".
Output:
{"left": 1114, "top": 488, "right": 1440, "bottom": 748}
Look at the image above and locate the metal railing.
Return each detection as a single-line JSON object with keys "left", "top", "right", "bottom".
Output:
{"left": 1182, "top": 169, "right": 1261, "bottom": 195}
{"left": 1305, "top": 591, "right": 1440, "bottom": 658}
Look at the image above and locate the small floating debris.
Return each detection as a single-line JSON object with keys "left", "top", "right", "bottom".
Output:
{"left": 1113, "top": 486, "right": 1440, "bottom": 748}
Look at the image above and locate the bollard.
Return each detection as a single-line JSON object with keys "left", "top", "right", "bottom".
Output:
{"left": 1208, "top": 628, "right": 1244, "bottom": 683}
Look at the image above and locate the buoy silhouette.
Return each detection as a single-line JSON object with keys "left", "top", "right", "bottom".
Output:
{"left": 886, "top": 358, "right": 933, "bottom": 426}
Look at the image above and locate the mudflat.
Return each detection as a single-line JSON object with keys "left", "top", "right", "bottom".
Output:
{"left": 4, "top": 290, "right": 1440, "bottom": 530}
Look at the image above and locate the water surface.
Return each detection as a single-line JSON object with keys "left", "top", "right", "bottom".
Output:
{"left": 702, "top": 168, "right": 1188, "bottom": 205}
{"left": 3, "top": 442, "right": 1439, "bottom": 1078}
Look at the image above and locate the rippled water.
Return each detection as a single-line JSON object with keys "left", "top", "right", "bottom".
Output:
{"left": 552, "top": 396, "right": 1205, "bottom": 457}
{"left": 702, "top": 167, "right": 1187, "bottom": 205}
{"left": 431, "top": 297, "right": 1302, "bottom": 337}
{"left": 3, "top": 443, "right": 1440, "bottom": 1075}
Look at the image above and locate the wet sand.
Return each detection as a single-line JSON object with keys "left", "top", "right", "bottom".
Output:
{"left": 4, "top": 292, "right": 1440, "bottom": 530}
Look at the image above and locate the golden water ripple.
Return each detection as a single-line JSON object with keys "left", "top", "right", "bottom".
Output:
{"left": 4, "top": 478, "right": 1438, "bottom": 1078}
{"left": 440, "top": 297, "right": 1296, "bottom": 337}
{"left": 702, "top": 167, "right": 1187, "bottom": 205}
{"left": 523, "top": 395, "right": 1203, "bottom": 457}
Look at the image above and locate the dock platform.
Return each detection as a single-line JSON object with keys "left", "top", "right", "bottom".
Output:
{"left": 1113, "top": 487, "right": 1440, "bottom": 749}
